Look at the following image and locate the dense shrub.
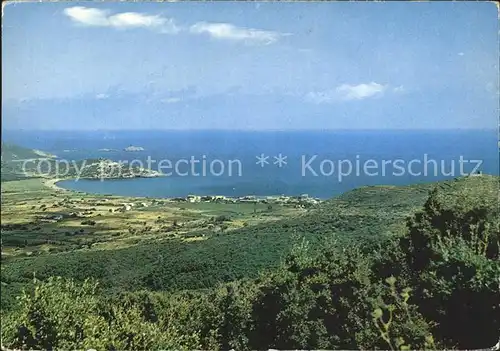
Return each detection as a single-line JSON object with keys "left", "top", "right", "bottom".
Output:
{"left": 1, "top": 277, "right": 201, "bottom": 350}
{"left": 399, "top": 187, "right": 500, "bottom": 348}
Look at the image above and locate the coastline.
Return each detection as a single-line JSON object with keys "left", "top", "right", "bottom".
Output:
{"left": 43, "top": 173, "right": 494, "bottom": 206}
{"left": 43, "top": 176, "right": 323, "bottom": 206}
{"left": 43, "top": 178, "right": 69, "bottom": 193}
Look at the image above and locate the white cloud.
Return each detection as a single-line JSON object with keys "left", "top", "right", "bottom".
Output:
{"left": 63, "top": 7, "right": 288, "bottom": 44}
{"left": 336, "top": 82, "right": 387, "bottom": 100}
{"left": 64, "top": 7, "right": 109, "bottom": 26}
{"left": 63, "top": 7, "right": 179, "bottom": 33}
{"left": 96, "top": 93, "right": 109, "bottom": 99}
{"left": 306, "top": 82, "right": 390, "bottom": 103}
{"left": 108, "top": 12, "right": 171, "bottom": 30}
{"left": 189, "top": 22, "right": 289, "bottom": 45}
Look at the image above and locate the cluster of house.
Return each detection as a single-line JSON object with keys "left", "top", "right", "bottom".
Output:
{"left": 36, "top": 194, "right": 322, "bottom": 222}
{"left": 117, "top": 202, "right": 149, "bottom": 212}
{"left": 174, "top": 194, "right": 322, "bottom": 206}
{"left": 41, "top": 214, "right": 65, "bottom": 222}
{"left": 40, "top": 211, "right": 83, "bottom": 222}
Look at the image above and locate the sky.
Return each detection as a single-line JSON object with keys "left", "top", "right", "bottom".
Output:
{"left": 2, "top": 1, "right": 499, "bottom": 130}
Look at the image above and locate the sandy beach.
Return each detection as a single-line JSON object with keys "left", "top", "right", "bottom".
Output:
{"left": 43, "top": 178, "right": 68, "bottom": 192}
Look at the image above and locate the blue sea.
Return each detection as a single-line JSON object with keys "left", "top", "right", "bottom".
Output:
{"left": 3, "top": 130, "right": 498, "bottom": 199}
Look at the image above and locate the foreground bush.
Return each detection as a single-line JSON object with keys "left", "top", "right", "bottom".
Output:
{"left": 401, "top": 187, "right": 500, "bottom": 348}
{"left": 1, "top": 246, "right": 433, "bottom": 350}
{"left": 1, "top": 277, "right": 200, "bottom": 350}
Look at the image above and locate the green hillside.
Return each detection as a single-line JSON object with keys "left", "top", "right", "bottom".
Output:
{"left": 1, "top": 175, "right": 498, "bottom": 350}
{"left": 1, "top": 143, "right": 54, "bottom": 182}
{"left": 1, "top": 143, "right": 55, "bottom": 161}
{"left": 0, "top": 177, "right": 427, "bottom": 295}
{"left": 2, "top": 175, "right": 497, "bottom": 299}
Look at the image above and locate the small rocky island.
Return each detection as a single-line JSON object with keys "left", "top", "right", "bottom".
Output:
{"left": 124, "top": 146, "right": 145, "bottom": 152}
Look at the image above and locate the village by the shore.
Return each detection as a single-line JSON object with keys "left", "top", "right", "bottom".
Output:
{"left": 111, "top": 194, "right": 321, "bottom": 213}
{"left": 41, "top": 179, "right": 322, "bottom": 222}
